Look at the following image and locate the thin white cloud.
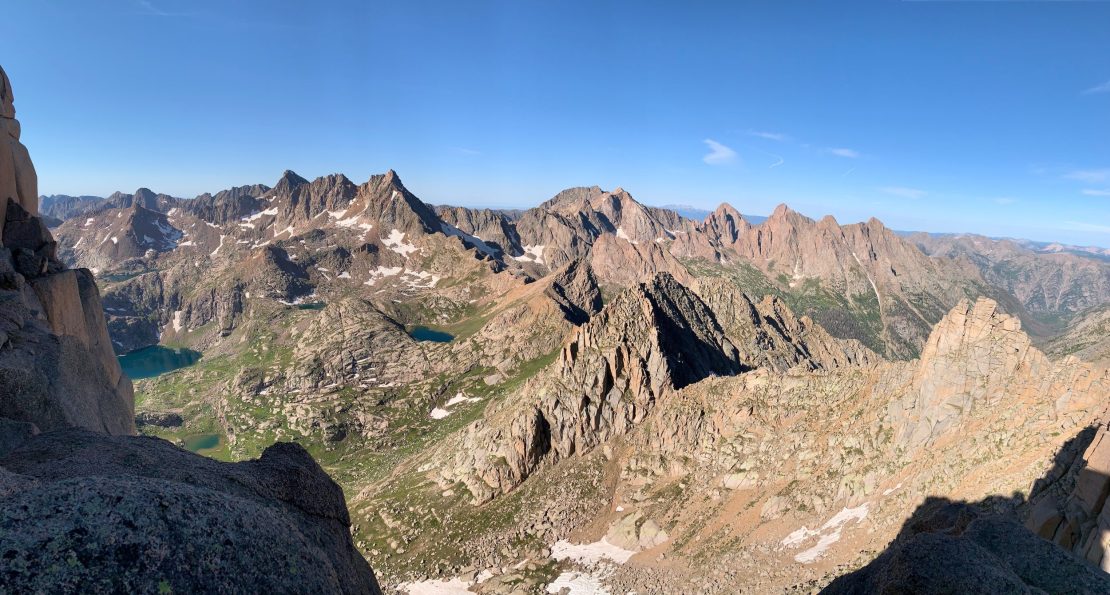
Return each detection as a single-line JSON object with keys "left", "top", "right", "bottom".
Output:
{"left": 702, "top": 139, "right": 738, "bottom": 165}
{"left": 1083, "top": 80, "right": 1110, "bottom": 95}
{"left": 1065, "top": 169, "right": 1110, "bottom": 183}
{"left": 749, "top": 130, "right": 790, "bottom": 142}
{"left": 878, "top": 186, "right": 927, "bottom": 200}
{"left": 134, "top": 0, "right": 194, "bottom": 17}
{"left": 768, "top": 154, "right": 784, "bottom": 168}
{"left": 827, "top": 147, "right": 861, "bottom": 159}
{"left": 1082, "top": 188, "right": 1110, "bottom": 197}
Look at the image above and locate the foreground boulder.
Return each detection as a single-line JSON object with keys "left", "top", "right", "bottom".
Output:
{"left": 823, "top": 499, "right": 1110, "bottom": 594}
{"left": 0, "top": 428, "right": 382, "bottom": 593}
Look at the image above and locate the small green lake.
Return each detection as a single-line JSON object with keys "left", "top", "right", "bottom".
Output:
{"left": 408, "top": 326, "right": 454, "bottom": 343}
{"left": 183, "top": 433, "right": 221, "bottom": 453}
{"left": 296, "top": 302, "right": 327, "bottom": 311}
{"left": 118, "top": 345, "right": 202, "bottom": 380}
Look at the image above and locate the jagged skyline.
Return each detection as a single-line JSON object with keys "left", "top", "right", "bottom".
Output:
{"left": 4, "top": 1, "right": 1109, "bottom": 246}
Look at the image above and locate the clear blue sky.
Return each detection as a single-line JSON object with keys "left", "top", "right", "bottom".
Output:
{"left": 3, "top": 1, "right": 1109, "bottom": 246}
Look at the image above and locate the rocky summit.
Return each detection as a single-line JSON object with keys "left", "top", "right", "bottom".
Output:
{"left": 8, "top": 56, "right": 1110, "bottom": 595}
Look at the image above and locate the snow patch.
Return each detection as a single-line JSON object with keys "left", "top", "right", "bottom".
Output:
{"left": 545, "top": 571, "right": 611, "bottom": 595}
{"left": 441, "top": 222, "right": 498, "bottom": 256}
{"left": 511, "top": 244, "right": 545, "bottom": 265}
{"left": 402, "top": 269, "right": 440, "bottom": 289}
{"left": 550, "top": 538, "right": 636, "bottom": 565}
{"left": 172, "top": 310, "right": 184, "bottom": 333}
{"left": 110, "top": 236, "right": 118, "bottom": 245}
{"left": 401, "top": 577, "right": 473, "bottom": 594}
{"left": 365, "top": 265, "right": 403, "bottom": 285}
{"left": 445, "top": 392, "right": 479, "bottom": 407}
{"left": 615, "top": 227, "right": 638, "bottom": 244}
{"left": 382, "top": 229, "right": 418, "bottom": 257}
{"left": 429, "top": 408, "right": 451, "bottom": 420}
{"left": 335, "top": 214, "right": 372, "bottom": 231}
{"left": 783, "top": 503, "right": 870, "bottom": 564}
{"left": 242, "top": 207, "right": 278, "bottom": 222}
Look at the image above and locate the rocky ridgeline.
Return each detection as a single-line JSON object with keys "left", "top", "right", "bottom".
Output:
{"left": 441, "top": 272, "right": 743, "bottom": 503}
{"left": 412, "top": 271, "right": 1110, "bottom": 592}
{"left": 439, "top": 271, "right": 890, "bottom": 507}
{"left": 0, "top": 64, "right": 382, "bottom": 593}
{"left": 694, "top": 276, "right": 878, "bottom": 372}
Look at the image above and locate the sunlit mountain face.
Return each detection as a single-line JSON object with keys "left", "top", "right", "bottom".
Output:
{"left": 4, "top": 1, "right": 1110, "bottom": 593}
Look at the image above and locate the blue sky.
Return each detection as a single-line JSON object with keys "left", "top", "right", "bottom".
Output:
{"left": 3, "top": 1, "right": 1109, "bottom": 246}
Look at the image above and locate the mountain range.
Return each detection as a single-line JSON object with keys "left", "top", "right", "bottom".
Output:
{"left": 34, "top": 160, "right": 1110, "bottom": 592}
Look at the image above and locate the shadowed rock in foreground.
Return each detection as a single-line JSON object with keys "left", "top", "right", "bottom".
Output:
{"left": 0, "top": 429, "right": 382, "bottom": 594}
{"left": 823, "top": 497, "right": 1110, "bottom": 594}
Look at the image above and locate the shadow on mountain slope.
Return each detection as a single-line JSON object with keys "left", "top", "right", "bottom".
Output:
{"left": 823, "top": 426, "right": 1110, "bottom": 594}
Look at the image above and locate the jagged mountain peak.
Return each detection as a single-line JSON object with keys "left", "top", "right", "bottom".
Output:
{"left": 539, "top": 185, "right": 605, "bottom": 211}
{"left": 712, "top": 202, "right": 744, "bottom": 219}
{"left": 765, "top": 202, "right": 812, "bottom": 225}
{"left": 920, "top": 297, "right": 1028, "bottom": 361}
{"left": 354, "top": 170, "right": 441, "bottom": 235}
{"left": 446, "top": 272, "right": 743, "bottom": 503}
{"left": 274, "top": 169, "right": 310, "bottom": 193}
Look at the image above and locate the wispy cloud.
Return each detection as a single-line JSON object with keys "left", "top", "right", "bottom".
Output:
{"left": 1083, "top": 80, "right": 1110, "bottom": 95}
{"left": 878, "top": 186, "right": 927, "bottom": 200}
{"left": 702, "top": 139, "right": 738, "bottom": 165}
{"left": 134, "top": 0, "right": 194, "bottom": 17}
{"left": 748, "top": 130, "right": 790, "bottom": 142}
{"left": 768, "top": 153, "right": 784, "bottom": 168}
{"left": 826, "top": 147, "right": 861, "bottom": 159}
{"left": 1082, "top": 188, "right": 1110, "bottom": 197}
{"left": 1064, "top": 169, "right": 1110, "bottom": 183}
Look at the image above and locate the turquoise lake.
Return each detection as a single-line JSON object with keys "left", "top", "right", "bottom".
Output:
{"left": 183, "top": 434, "right": 221, "bottom": 452}
{"left": 408, "top": 326, "right": 455, "bottom": 343}
{"left": 118, "top": 346, "right": 202, "bottom": 380}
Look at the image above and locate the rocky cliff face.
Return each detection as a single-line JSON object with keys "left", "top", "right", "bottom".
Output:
{"left": 0, "top": 153, "right": 134, "bottom": 433}
{"left": 1025, "top": 415, "right": 1110, "bottom": 572}
{"left": 0, "top": 65, "right": 38, "bottom": 241}
{"left": 441, "top": 272, "right": 744, "bottom": 503}
{"left": 694, "top": 276, "right": 878, "bottom": 372}
{"left": 0, "top": 63, "right": 382, "bottom": 593}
